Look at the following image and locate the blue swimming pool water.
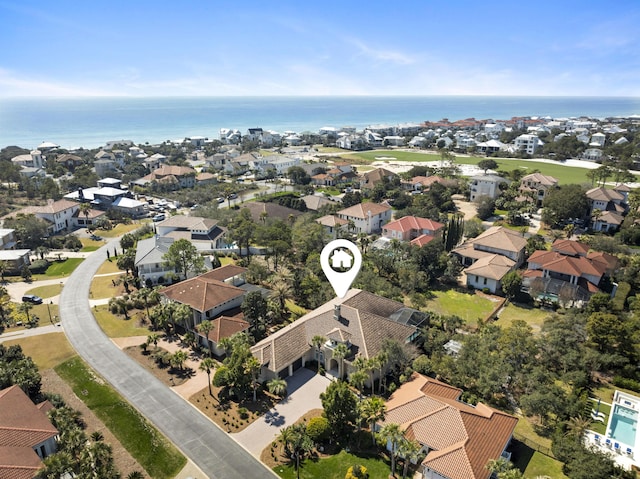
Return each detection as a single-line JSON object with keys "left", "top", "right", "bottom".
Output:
{"left": 610, "top": 405, "right": 638, "bottom": 446}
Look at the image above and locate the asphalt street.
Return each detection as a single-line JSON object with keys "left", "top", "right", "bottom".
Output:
{"left": 59, "top": 237, "right": 277, "bottom": 479}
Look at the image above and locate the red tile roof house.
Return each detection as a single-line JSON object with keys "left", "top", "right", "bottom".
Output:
{"left": 251, "top": 289, "right": 419, "bottom": 382}
{"left": 378, "top": 372, "right": 518, "bottom": 479}
{"left": 382, "top": 216, "right": 444, "bottom": 244}
{"left": 160, "top": 265, "right": 250, "bottom": 355}
{"left": 452, "top": 226, "right": 527, "bottom": 294}
{"left": 359, "top": 168, "right": 399, "bottom": 190}
{"left": 0, "top": 385, "right": 59, "bottom": 479}
{"left": 523, "top": 239, "right": 618, "bottom": 305}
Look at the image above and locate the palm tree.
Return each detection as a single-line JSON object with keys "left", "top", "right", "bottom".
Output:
{"left": 170, "top": 350, "right": 189, "bottom": 372}
{"left": 565, "top": 415, "right": 592, "bottom": 441}
{"left": 349, "top": 369, "right": 368, "bottom": 402}
{"left": 269, "top": 279, "right": 292, "bottom": 312}
{"left": 138, "top": 287, "right": 160, "bottom": 323}
{"left": 19, "top": 301, "right": 33, "bottom": 324}
{"left": 289, "top": 423, "right": 313, "bottom": 479}
{"left": 126, "top": 472, "right": 145, "bottom": 479}
{"left": 79, "top": 202, "right": 92, "bottom": 228}
{"left": 197, "top": 319, "right": 214, "bottom": 356}
{"left": 0, "top": 261, "right": 7, "bottom": 283}
{"left": 278, "top": 425, "right": 294, "bottom": 456}
{"left": 398, "top": 438, "right": 422, "bottom": 479}
{"left": 361, "top": 396, "right": 386, "bottom": 444}
{"left": 372, "top": 351, "right": 388, "bottom": 394}
{"left": 357, "top": 232, "right": 371, "bottom": 255}
{"left": 267, "top": 377, "right": 287, "bottom": 398}
{"left": 146, "top": 332, "right": 160, "bottom": 349}
{"left": 311, "top": 335, "right": 326, "bottom": 372}
{"left": 332, "top": 342, "right": 350, "bottom": 380}
{"left": 244, "top": 355, "right": 262, "bottom": 402}
{"left": 379, "top": 422, "right": 404, "bottom": 477}
{"left": 199, "top": 357, "right": 216, "bottom": 396}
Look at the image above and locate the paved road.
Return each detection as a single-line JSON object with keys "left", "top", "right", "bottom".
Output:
{"left": 59, "top": 238, "right": 277, "bottom": 479}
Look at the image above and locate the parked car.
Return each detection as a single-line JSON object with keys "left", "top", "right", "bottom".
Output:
{"left": 152, "top": 213, "right": 166, "bottom": 222}
{"left": 90, "top": 234, "right": 102, "bottom": 241}
{"left": 217, "top": 197, "right": 225, "bottom": 203}
{"left": 22, "top": 294, "right": 43, "bottom": 304}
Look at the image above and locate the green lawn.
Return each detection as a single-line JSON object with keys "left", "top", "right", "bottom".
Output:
{"left": 509, "top": 439, "right": 568, "bottom": 479}
{"left": 80, "top": 238, "right": 105, "bottom": 251}
{"left": 98, "top": 223, "right": 141, "bottom": 238}
{"left": 25, "top": 283, "right": 63, "bottom": 299}
{"left": 588, "top": 398, "right": 611, "bottom": 435}
{"left": 219, "top": 256, "right": 237, "bottom": 266}
{"left": 90, "top": 273, "right": 124, "bottom": 299}
{"left": 274, "top": 450, "right": 392, "bottom": 479}
{"left": 424, "top": 289, "right": 496, "bottom": 324}
{"left": 96, "top": 259, "right": 123, "bottom": 275}
{"left": 2, "top": 332, "right": 76, "bottom": 370}
{"left": 43, "top": 258, "right": 84, "bottom": 277}
{"left": 55, "top": 357, "right": 186, "bottom": 479}
{"left": 93, "top": 304, "right": 150, "bottom": 338}
{"left": 348, "top": 150, "right": 593, "bottom": 185}
{"left": 494, "top": 303, "right": 552, "bottom": 333}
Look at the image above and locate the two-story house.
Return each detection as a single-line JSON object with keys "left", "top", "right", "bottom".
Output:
{"left": 155, "top": 215, "right": 227, "bottom": 251}
{"left": 378, "top": 372, "right": 517, "bottom": 479}
{"left": 336, "top": 203, "right": 392, "bottom": 234}
{"left": 469, "top": 174, "right": 509, "bottom": 202}
{"left": 382, "top": 216, "right": 444, "bottom": 245}
{"left": 518, "top": 173, "right": 558, "bottom": 207}
{"left": 514, "top": 134, "right": 543, "bottom": 155}
{"left": 0, "top": 385, "right": 59, "bottom": 478}
{"left": 586, "top": 186, "right": 628, "bottom": 232}
{"left": 452, "top": 226, "right": 527, "bottom": 294}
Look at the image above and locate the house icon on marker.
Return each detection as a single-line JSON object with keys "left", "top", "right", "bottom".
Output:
{"left": 330, "top": 249, "right": 353, "bottom": 269}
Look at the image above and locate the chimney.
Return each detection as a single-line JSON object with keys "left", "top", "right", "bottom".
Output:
{"left": 334, "top": 304, "right": 341, "bottom": 321}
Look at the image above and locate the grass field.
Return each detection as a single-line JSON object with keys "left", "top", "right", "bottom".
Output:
{"left": 80, "top": 238, "right": 105, "bottom": 252}
{"left": 494, "top": 303, "right": 552, "bottom": 333}
{"left": 96, "top": 259, "right": 123, "bottom": 275}
{"left": 510, "top": 440, "right": 568, "bottom": 479}
{"left": 98, "top": 223, "right": 141, "bottom": 238}
{"left": 2, "top": 332, "right": 76, "bottom": 369}
{"left": 90, "top": 273, "right": 125, "bottom": 299}
{"left": 93, "top": 304, "right": 150, "bottom": 338}
{"left": 274, "top": 450, "right": 391, "bottom": 479}
{"left": 424, "top": 289, "right": 496, "bottom": 324}
{"left": 56, "top": 357, "right": 185, "bottom": 479}
{"left": 348, "top": 150, "right": 593, "bottom": 185}
{"left": 43, "top": 258, "right": 84, "bottom": 277}
{"left": 25, "top": 283, "right": 63, "bottom": 299}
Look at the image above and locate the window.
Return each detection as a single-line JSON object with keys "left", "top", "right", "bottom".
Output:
{"left": 484, "top": 277, "right": 487, "bottom": 285}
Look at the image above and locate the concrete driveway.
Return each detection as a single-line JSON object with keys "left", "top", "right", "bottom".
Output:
{"left": 59, "top": 237, "right": 277, "bottom": 479}
{"left": 233, "top": 368, "right": 330, "bottom": 457}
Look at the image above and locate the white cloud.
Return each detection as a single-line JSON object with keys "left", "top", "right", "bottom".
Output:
{"left": 347, "top": 37, "right": 417, "bottom": 65}
{"left": 0, "top": 69, "right": 118, "bottom": 97}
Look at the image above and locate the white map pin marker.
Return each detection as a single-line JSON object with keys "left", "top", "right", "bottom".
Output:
{"left": 320, "top": 239, "right": 362, "bottom": 299}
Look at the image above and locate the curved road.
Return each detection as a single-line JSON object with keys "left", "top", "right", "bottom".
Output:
{"left": 59, "top": 238, "right": 276, "bottom": 479}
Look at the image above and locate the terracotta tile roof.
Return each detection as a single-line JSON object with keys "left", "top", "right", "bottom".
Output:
{"left": 152, "top": 165, "right": 196, "bottom": 177}
{"left": 200, "top": 265, "right": 247, "bottom": 282}
{"left": 196, "top": 172, "right": 216, "bottom": 181}
{"left": 10, "top": 199, "right": 78, "bottom": 217}
{"left": 383, "top": 216, "right": 444, "bottom": 234}
{"left": 520, "top": 172, "right": 558, "bottom": 186}
{"left": 465, "top": 254, "right": 515, "bottom": 280}
{"left": 161, "top": 273, "right": 245, "bottom": 313}
{"left": 361, "top": 168, "right": 397, "bottom": 188}
{"left": 0, "top": 386, "right": 58, "bottom": 448}
{"left": 614, "top": 183, "right": 631, "bottom": 192}
{"left": 409, "top": 175, "right": 444, "bottom": 187}
{"left": 251, "top": 290, "right": 415, "bottom": 373}
{"left": 157, "top": 215, "right": 219, "bottom": 231}
{"left": 586, "top": 187, "right": 624, "bottom": 203}
{"left": 598, "top": 210, "right": 624, "bottom": 225}
{"left": 316, "top": 215, "right": 348, "bottom": 227}
{"left": 337, "top": 202, "right": 391, "bottom": 219}
{"left": 410, "top": 234, "right": 437, "bottom": 247}
{"left": 207, "top": 315, "right": 250, "bottom": 342}
{"left": 382, "top": 373, "right": 517, "bottom": 479}
{"left": 587, "top": 251, "right": 619, "bottom": 273}
{"left": 543, "top": 255, "right": 603, "bottom": 278}
{"left": 0, "top": 446, "right": 43, "bottom": 479}
{"left": 551, "top": 239, "right": 589, "bottom": 257}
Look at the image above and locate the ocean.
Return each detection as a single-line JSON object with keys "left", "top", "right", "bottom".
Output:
{"left": 1, "top": 96, "right": 639, "bottom": 150}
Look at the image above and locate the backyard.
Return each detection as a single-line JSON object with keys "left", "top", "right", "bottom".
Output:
{"left": 424, "top": 288, "right": 498, "bottom": 325}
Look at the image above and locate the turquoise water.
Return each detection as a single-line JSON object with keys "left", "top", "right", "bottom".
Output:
{"left": 1, "top": 96, "right": 639, "bottom": 149}
{"left": 610, "top": 404, "right": 638, "bottom": 446}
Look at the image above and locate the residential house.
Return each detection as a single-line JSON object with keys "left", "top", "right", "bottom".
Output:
{"left": 316, "top": 215, "right": 348, "bottom": 239}
{"left": 11, "top": 150, "right": 45, "bottom": 169}
{"left": 135, "top": 236, "right": 176, "bottom": 285}
{"left": 0, "top": 250, "right": 31, "bottom": 274}
{"left": 251, "top": 289, "right": 420, "bottom": 381}
{"left": 469, "top": 174, "right": 508, "bottom": 202}
{"left": 364, "top": 130, "right": 384, "bottom": 148}
{"left": 142, "top": 165, "right": 197, "bottom": 189}
{"left": 475, "top": 139, "right": 505, "bottom": 155}
{"left": 336, "top": 134, "right": 367, "bottom": 151}
{"left": 378, "top": 372, "right": 517, "bottom": 479}
{"left": 384, "top": 135, "right": 405, "bottom": 147}
{"left": 195, "top": 172, "right": 217, "bottom": 186}
{"left": 54, "top": 153, "right": 84, "bottom": 169}
{"left": 523, "top": 239, "right": 616, "bottom": 304}
{"left": 586, "top": 186, "right": 627, "bottom": 231}
{"left": 262, "top": 155, "right": 301, "bottom": 175}
{"left": 382, "top": 216, "right": 444, "bottom": 243}
{"left": 4, "top": 199, "right": 79, "bottom": 234}
{"left": 301, "top": 195, "right": 336, "bottom": 211}
{"left": 518, "top": 173, "right": 558, "bottom": 207}
{"left": 160, "top": 265, "right": 248, "bottom": 333}
{"left": 155, "top": 215, "right": 227, "bottom": 251}
{"left": 199, "top": 314, "right": 251, "bottom": 357}
{"left": 359, "top": 168, "right": 398, "bottom": 190}
{"left": 590, "top": 132, "right": 606, "bottom": 147}
{"left": 143, "top": 153, "right": 168, "bottom": 170}
{"left": 452, "top": 226, "right": 527, "bottom": 294}
{"left": 66, "top": 184, "right": 145, "bottom": 218}
{"left": 582, "top": 148, "right": 603, "bottom": 162}
{"left": 336, "top": 202, "right": 392, "bottom": 234}
{"left": 0, "top": 229, "right": 17, "bottom": 250}
{"left": 0, "top": 385, "right": 59, "bottom": 479}
{"left": 514, "top": 134, "right": 543, "bottom": 155}
{"left": 403, "top": 175, "right": 445, "bottom": 192}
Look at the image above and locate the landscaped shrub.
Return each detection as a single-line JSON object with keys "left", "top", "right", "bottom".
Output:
{"left": 306, "top": 416, "right": 330, "bottom": 443}
{"left": 28, "top": 259, "right": 50, "bottom": 274}
{"left": 237, "top": 407, "right": 249, "bottom": 420}
{"left": 612, "top": 376, "right": 640, "bottom": 393}
{"left": 64, "top": 236, "right": 82, "bottom": 251}
{"left": 612, "top": 282, "right": 631, "bottom": 311}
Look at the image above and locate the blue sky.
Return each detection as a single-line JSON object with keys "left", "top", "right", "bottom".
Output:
{"left": 0, "top": 0, "right": 638, "bottom": 97}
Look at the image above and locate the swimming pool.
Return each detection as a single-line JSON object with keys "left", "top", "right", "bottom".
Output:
{"left": 610, "top": 404, "right": 638, "bottom": 446}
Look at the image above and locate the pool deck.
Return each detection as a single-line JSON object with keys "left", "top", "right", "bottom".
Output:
{"left": 586, "top": 390, "right": 640, "bottom": 471}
